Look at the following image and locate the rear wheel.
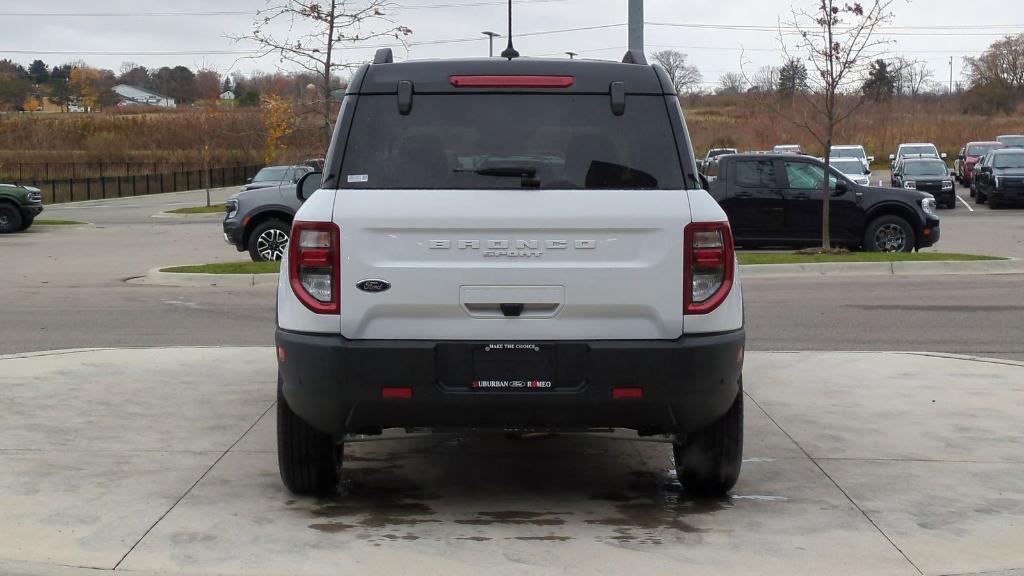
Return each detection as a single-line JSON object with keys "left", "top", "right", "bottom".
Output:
{"left": 0, "top": 204, "right": 23, "bottom": 234}
{"left": 277, "top": 377, "right": 341, "bottom": 495}
{"left": 674, "top": 379, "right": 744, "bottom": 497}
{"left": 864, "top": 215, "right": 914, "bottom": 253}
{"left": 248, "top": 219, "right": 290, "bottom": 262}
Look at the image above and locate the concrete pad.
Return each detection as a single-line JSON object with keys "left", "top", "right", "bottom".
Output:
{"left": 744, "top": 352, "right": 1024, "bottom": 462}
{"left": 821, "top": 460, "right": 1024, "bottom": 576}
{"left": 0, "top": 348, "right": 275, "bottom": 452}
{"left": 121, "top": 438, "right": 913, "bottom": 576}
{"left": 2, "top": 348, "right": 1023, "bottom": 575}
{"left": 0, "top": 450, "right": 215, "bottom": 568}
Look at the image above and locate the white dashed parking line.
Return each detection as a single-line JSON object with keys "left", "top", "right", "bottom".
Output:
{"left": 956, "top": 194, "right": 975, "bottom": 212}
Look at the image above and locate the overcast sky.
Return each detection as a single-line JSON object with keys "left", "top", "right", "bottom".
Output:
{"left": 0, "top": 0, "right": 1017, "bottom": 88}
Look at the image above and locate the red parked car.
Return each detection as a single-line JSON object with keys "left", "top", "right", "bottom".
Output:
{"left": 956, "top": 141, "right": 1004, "bottom": 185}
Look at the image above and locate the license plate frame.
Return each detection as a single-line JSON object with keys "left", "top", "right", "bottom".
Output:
{"left": 470, "top": 343, "right": 555, "bottom": 391}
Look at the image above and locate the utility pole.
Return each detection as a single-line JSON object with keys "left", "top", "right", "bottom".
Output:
{"left": 566, "top": 51, "right": 578, "bottom": 60}
{"left": 482, "top": 31, "right": 500, "bottom": 57}
{"left": 949, "top": 56, "right": 954, "bottom": 95}
{"left": 628, "top": 0, "right": 644, "bottom": 53}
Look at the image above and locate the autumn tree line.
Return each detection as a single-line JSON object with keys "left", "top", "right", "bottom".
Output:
{"left": 0, "top": 58, "right": 343, "bottom": 113}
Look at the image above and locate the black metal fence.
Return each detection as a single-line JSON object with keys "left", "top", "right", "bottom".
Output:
{"left": 0, "top": 163, "right": 263, "bottom": 205}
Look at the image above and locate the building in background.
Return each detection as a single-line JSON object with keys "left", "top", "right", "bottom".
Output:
{"left": 112, "top": 84, "right": 176, "bottom": 108}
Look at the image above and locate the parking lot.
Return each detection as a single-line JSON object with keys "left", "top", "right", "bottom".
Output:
{"left": 2, "top": 186, "right": 1024, "bottom": 575}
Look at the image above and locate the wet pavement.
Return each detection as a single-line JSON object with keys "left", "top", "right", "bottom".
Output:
{"left": 1, "top": 348, "right": 1023, "bottom": 576}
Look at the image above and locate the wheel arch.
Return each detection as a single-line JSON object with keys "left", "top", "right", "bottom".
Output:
{"left": 242, "top": 207, "right": 295, "bottom": 246}
{"left": 864, "top": 202, "right": 925, "bottom": 248}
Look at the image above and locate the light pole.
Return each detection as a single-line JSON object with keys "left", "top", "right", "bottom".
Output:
{"left": 482, "top": 31, "right": 500, "bottom": 57}
{"left": 566, "top": 51, "right": 578, "bottom": 60}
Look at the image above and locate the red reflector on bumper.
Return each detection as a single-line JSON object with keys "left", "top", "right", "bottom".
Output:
{"left": 382, "top": 387, "right": 413, "bottom": 399}
{"left": 276, "top": 346, "right": 286, "bottom": 363}
{"left": 612, "top": 387, "right": 643, "bottom": 399}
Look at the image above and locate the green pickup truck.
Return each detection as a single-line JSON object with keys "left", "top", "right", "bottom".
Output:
{"left": 0, "top": 184, "right": 44, "bottom": 233}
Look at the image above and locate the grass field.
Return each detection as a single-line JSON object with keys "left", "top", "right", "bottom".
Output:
{"left": 161, "top": 261, "right": 281, "bottom": 274}
{"left": 166, "top": 204, "right": 226, "bottom": 215}
{"left": 737, "top": 252, "right": 1004, "bottom": 265}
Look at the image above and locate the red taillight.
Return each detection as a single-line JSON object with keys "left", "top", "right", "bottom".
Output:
{"left": 288, "top": 221, "right": 340, "bottom": 314}
{"left": 449, "top": 75, "right": 575, "bottom": 88}
{"left": 612, "top": 387, "right": 643, "bottom": 399}
{"left": 684, "top": 222, "right": 735, "bottom": 315}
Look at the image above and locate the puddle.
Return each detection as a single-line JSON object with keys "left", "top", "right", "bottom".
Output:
{"left": 510, "top": 535, "right": 573, "bottom": 542}
{"left": 308, "top": 466, "right": 441, "bottom": 530}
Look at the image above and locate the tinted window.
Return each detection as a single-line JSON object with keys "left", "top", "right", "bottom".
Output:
{"left": 253, "top": 167, "right": 296, "bottom": 182}
{"left": 999, "top": 136, "right": 1024, "bottom": 148}
{"left": 831, "top": 159, "right": 865, "bottom": 174}
{"left": 904, "top": 161, "right": 948, "bottom": 177}
{"left": 967, "top": 144, "right": 1002, "bottom": 156}
{"left": 734, "top": 160, "right": 776, "bottom": 188}
{"left": 785, "top": 161, "right": 837, "bottom": 190}
{"left": 340, "top": 94, "right": 684, "bottom": 190}
{"left": 994, "top": 152, "right": 1024, "bottom": 169}
{"left": 899, "top": 145, "right": 938, "bottom": 157}
{"left": 831, "top": 148, "right": 865, "bottom": 160}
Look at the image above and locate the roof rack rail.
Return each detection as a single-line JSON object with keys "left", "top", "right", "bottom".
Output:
{"left": 373, "top": 48, "right": 394, "bottom": 64}
{"left": 622, "top": 50, "right": 647, "bottom": 65}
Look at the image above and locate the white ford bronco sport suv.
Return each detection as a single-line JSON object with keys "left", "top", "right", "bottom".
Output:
{"left": 276, "top": 49, "right": 746, "bottom": 497}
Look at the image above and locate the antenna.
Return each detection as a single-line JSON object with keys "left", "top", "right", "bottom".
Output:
{"left": 500, "top": 0, "right": 519, "bottom": 60}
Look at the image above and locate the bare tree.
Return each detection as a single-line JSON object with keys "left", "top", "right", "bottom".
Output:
{"left": 752, "top": 65, "right": 780, "bottom": 92}
{"left": 747, "top": 0, "right": 894, "bottom": 251}
{"left": 903, "top": 60, "right": 934, "bottom": 98}
{"left": 717, "top": 72, "right": 747, "bottom": 95}
{"left": 650, "top": 49, "right": 703, "bottom": 94}
{"left": 231, "top": 1, "right": 411, "bottom": 145}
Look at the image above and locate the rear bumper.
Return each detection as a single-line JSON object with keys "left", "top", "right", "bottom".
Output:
{"left": 276, "top": 328, "right": 745, "bottom": 436}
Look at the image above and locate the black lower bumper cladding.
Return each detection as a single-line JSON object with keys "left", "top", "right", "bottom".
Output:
{"left": 276, "top": 328, "right": 745, "bottom": 436}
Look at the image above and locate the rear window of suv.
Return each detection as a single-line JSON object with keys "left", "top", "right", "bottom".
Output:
{"left": 339, "top": 94, "right": 684, "bottom": 190}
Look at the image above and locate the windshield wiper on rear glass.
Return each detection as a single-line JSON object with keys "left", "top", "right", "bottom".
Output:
{"left": 453, "top": 165, "right": 541, "bottom": 187}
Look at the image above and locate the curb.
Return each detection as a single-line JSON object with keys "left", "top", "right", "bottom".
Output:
{"left": 127, "top": 267, "right": 279, "bottom": 288}
{"left": 739, "top": 258, "right": 1024, "bottom": 278}
{"left": 151, "top": 211, "right": 225, "bottom": 220}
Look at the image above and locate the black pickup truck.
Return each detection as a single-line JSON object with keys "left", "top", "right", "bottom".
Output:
{"left": 706, "top": 154, "right": 941, "bottom": 252}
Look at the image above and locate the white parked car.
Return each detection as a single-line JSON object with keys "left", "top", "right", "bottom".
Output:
{"left": 830, "top": 158, "right": 872, "bottom": 186}
{"left": 274, "top": 50, "right": 746, "bottom": 498}
{"left": 830, "top": 144, "right": 874, "bottom": 172}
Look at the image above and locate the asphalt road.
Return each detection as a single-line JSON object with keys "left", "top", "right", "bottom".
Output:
{"left": 2, "top": 187, "right": 1023, "bottom": 361}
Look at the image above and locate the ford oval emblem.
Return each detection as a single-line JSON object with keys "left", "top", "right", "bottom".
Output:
{"left": 356, "top": 279, "right": 391, "bottom": 293}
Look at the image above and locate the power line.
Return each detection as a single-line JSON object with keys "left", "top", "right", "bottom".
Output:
{"left": 0, "top": 0, "right": 570, "bottom": 17}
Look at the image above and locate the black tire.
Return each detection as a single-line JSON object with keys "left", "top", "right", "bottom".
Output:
{"left": 0, "top": 203, "right": 23, "bottom": 234}
{"left": 976, "top": 190, "right": 986, "bottom": 204}
{"left": 988, "top": 196, "right": 1000, "bottom": 209}
{"left": 863, "top": 214, "right": 915, "bottom": 253}
{"left": 247, "top": 219, "right": 290, "bottom": 262}
{"left": 277, "top": 378, "right": 341, "bottom": 495}
{"left": 674, "top": 380, "right": 743, "bottom": 497}
{"left": 19, "top": 215, "right": 35, "bottom": 231}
